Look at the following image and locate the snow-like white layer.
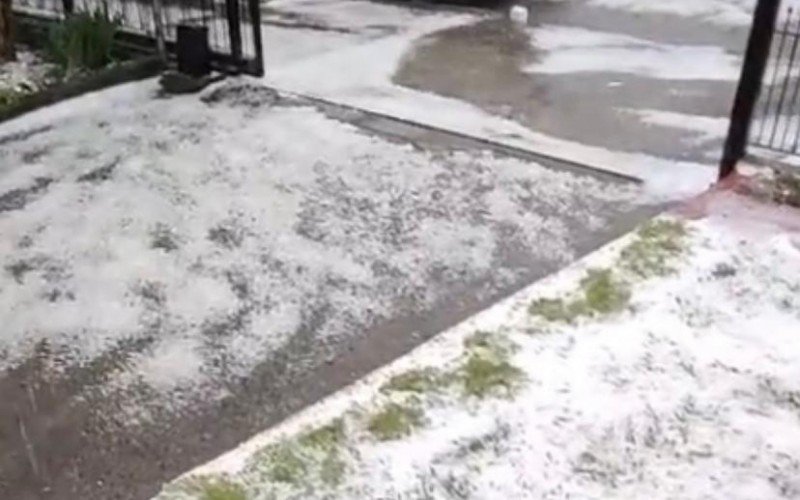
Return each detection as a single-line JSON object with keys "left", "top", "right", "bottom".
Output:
{"left": 623, "top": 108, "right": 729, "bottom": 145}
{"left": 0, "top": 47, "right": 57, "bottom": 93}
{"left": 589, "top": 0, "right": 757, "bottom": 26}
{"left": 0, "top": 79, "right": 638, "bottom": 421}
{"left": 262, "top": 0, "right": 720, "bottom": 201}
{"left": 160, "top": 208, "right": 800, "bottom": 500}
{"left": 527, "top": 25, "right": 741, "bottom": 81}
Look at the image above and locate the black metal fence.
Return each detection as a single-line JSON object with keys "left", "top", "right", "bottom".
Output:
{"left": 720, "top": 0, "right": 779, "bottom": 178}
{"left": 13, "top": 0, "right": 263, "bottom": 75}
{"left": 751, "top": 6, "right": 800, "bottom": 154}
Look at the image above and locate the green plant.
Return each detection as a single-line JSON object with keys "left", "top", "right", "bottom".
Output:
{"left": 580, "top": 269, "right": 630, "bottom": 314}
{"left": 528, "top": 297, "right": 587, "bottom": 322}
{"left": 0, "top": 87, "right": 26, "bottom": 110}
{"left": 619, "top": 219, "right": 688, "bottom": 278}
{"left": 319, "top": 452, "right": 347, "bottom": 486}
{"left": 176, "top": 475, "right": 247, "bottom": 500}
{"left": 458, "top": 330, "right": 525, "bottom": 398}
{"left": 298, "top": 419, "right": 345, "bottom": 451}
{"left": 464, "top": 330, "right": 517, "bottom": 357}
{"left": 529, "top": 269, "right": 630, "bottom": 323}
{"left": 367, "top": 403, "right": 424, "bottom": 441}
{"left": 246, "top": 419, "right": 349, "bottom": 489}
{"left": 48, "top": 9, "right": 118, "bottom": 77}
{"left": 461, "top": 353, "right": 524, "bottom": 398}
{"left": 381, "top": 368, "right": 445, "bottom": 394}
{"left": 252, "top": 443, "right": 307, "bottom": 484}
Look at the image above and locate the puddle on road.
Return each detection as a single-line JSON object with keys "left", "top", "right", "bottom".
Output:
{"left": 394, "top": 8, "right": 741, "bottom": 163}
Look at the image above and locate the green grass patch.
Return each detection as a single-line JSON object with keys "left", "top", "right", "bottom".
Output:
{"left": 529, "top": 269, "right": 630, "bottom": 323}
{"left": 463, "top": 330, "right": 517, "bottom": 357}
{"left": 319, "top": 452, "right": 347, "bottom": 487}
{"left": 528, "top": 297, "right": 588, "bottom": 322}
{"left": 460, "top": 353, "right": 524, "bottom": 398}
{"left": 252, "top": 443, "right": 307, "bottom": 484}
{"left": 381, "top": 368, "right": 447, "bottom": 394}
{"left": 619, "top": 218, "right": 688, "bottom": 278}
{"left": 529, "top": 218, "right": 688, "bottom": 323}
{"left": 175, "top": 475, "right": 247, "bottom": 500}
{"left": 248, "top": 419, "right": 348, "bottom": 488}
{"left": 298, "top": 419, "right": 345, "bottom": 451}
{"left": 459, "top": 331, "right": 525, "bottom": 398}
{"left": 367, "top": 403, "right": 424, "bottom": 441}
{"left": 580, "top": 269, "right": 631, "bottom": 314}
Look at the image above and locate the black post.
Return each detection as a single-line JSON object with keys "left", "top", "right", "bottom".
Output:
{"left": 61, "top": 0, "right": 73, "bottom": 15}
{"left": 719, "top": 0, "right": 780, "bottom": 179}
{"left": 248, "top": 0, "right": 264, "bottom": 76}
{"left": 225, "top": 0, "right": 243, "bottom": 65}
{"left": 177, "top": 25, "right": 211, "bottom": 77}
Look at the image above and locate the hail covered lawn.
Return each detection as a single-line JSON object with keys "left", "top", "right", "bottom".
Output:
{"left": 0, "top": 79, "right": 640, "bottom": 425}
{"left": 156, "top": 204, "right": 800, "bottom": 500}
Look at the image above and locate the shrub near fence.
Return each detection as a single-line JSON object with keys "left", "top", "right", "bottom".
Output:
{"left": 48, "top": 9, "right": 118, "bottom": 77}
{"left": 13, "top": 0, "right": 263, "bottom": 75}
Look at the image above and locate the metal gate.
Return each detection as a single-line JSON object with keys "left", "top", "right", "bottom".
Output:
{"left": 13, "top": 0, "right": 263, "bottom": 76}
{"left": 751, "top": 6, "right": 800, "bottom": 155}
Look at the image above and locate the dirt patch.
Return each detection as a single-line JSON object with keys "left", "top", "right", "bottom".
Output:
{"left": 201, "top": 84, "right": 285, "bottom": 108}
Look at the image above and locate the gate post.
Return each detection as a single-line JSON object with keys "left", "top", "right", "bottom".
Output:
{"left": 225, "top": 0, "right": 243, "bottom": 65}
{"left": 719, "top": 0, "right": 780, "bottom": 179}
{"left": 248, "top": 0, "right": 263, "bottom": 76}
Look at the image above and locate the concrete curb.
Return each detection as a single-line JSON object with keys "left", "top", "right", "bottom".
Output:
{"left": 273, "top": 86, "right": 644, "bottom": 185}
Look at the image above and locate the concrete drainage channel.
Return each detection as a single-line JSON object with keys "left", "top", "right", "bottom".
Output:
{"left": 0, "top": 80, "right": 659, "bottom": 500}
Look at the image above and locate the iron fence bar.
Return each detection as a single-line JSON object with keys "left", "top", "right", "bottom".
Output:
{"left": 791, "top": 82, "right": 800, "bottom": 151}
{"left": 248, "top": 0, "right": 263, "bottom": 75}
{"left": 769, "top": 11, "right": 800, "bottom": 147}
{"left": 224, "top": 0, "right": 242, "bottom": 62}
{"left": 782, "top": 24, "right": 800, "bottom": 150}
{"left": 152, "top": 0, "right": 166, "bottom": 58}
{"left": 210, "top": 0, "right": 223, "bottom": 52}
{"left": 136, "top": 2, "right": 148, "bottom": 33}
{"left": 757, "top": 7, "right": 792, "bottom": 143}
{"left": 14, "top": 0, "right": 263, "bottom": 76}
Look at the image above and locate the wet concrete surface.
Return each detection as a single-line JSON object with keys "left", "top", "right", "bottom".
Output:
{"left": 394, "top": 1, "right": 749, "bottom": 164}
{"left": 0, "top": 82, "right": 658, "bottom": 500}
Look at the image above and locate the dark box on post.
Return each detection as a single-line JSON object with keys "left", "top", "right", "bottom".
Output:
{"left": 176, "top": 25, "right": 210, "bottom": 77}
